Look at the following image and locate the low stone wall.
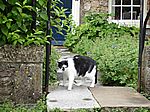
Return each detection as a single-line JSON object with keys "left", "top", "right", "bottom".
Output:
{"left": 80, "top": 0, "right": 108, "bottom": 23}
{"left": 142, "top": 46, "right": 150, "bottom": 94}
{"left": 0, "top": 45, "right": 44, "bottom": 104}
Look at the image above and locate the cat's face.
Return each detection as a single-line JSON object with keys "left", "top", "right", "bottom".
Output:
{"left": 58, "top": 60, "right": 68, "bottom": 71}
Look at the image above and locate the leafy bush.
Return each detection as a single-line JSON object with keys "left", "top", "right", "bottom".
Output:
{"left": 65, "top": 13, "right": 139, "bottom": 88}
{"left": 90, "top": 37, "right": 138, "bottom": 87}
{"left": 0, "top": 98, "right": 46, "bottom": 112}
{"left": 49, "top": 47, "right": 60, "bottom": 83}
{"left": 0, "top": 0, "right": 71, "bottom": 46}
{"left": 43, "top": 46, "right": 60, "bottom": 84}
{"left": 65, "top": 13, "right": 139, "bottom": 50}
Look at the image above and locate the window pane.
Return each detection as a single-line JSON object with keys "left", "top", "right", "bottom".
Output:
{"left": 112, "top": 0, "right": 121, "bottom": 5}
{"left": 123, "top": 0, "right": 131, "bottom": 5}
{"left": 133, "top": 7, "right": 140, "bottom": 20}
{"left": 133, "top": 0, "right": 140, "bottom": 5}
{"left": 122, "top": 7, "right": 131, "bottom": 19}
{"left": 112, "top": 6, "right": 121, "bottom": 20}
{"left": 61, "top": 0, "right": 72, "bottom": 9}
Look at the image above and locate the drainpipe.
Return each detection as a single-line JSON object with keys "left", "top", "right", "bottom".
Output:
{"left": 137, "top": 0, "right": 144, "bottom": 92}
{"left": 45, "top": 0, "right": 51, "bottom": 95}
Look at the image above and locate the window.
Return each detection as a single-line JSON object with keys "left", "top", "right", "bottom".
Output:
{"left": 111, "top": 0, "right": 140, "bottom": 20}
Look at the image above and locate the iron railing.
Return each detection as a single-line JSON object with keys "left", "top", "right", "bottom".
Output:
{"left": 31, "top": 0, "right": 51, "bottom": 95}
{"left": 45, "top": 0, "right": 51, "bottom": 95}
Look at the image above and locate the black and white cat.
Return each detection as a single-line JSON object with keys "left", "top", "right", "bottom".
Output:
{"left": 58, "top": 55, "right": 97, "bottom": 90}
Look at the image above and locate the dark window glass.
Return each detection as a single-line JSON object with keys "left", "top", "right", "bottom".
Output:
{"left": 133, "top": 7, "right": 140, "bottom": 19}
{"left": 115, "top": 0, "right": 121, "bottom": 5}
{"left": 123, "top": 0, "right": 131, "bottom": 5}
{"left": 112, "top": 7, "right": 121, "bottom": 20}
{"left": 122, "top": 7, "right": 131, "bottom": 19}
{"left": 133, "top": 0, "right": 140, "bottom": 5}
{"left": 62, "top": 0, "right": 72, "bottom": 9}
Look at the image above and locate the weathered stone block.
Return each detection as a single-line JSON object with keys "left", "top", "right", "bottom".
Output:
{"left": 0, "top": 45, "right": 44, "bottom": 104}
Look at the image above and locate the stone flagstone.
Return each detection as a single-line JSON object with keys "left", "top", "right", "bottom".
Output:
{"left": 47, "top": 86, "right": 100, "bottom": 111}
{"left": 89, "top": 86, "right": 150, "bottom": 108}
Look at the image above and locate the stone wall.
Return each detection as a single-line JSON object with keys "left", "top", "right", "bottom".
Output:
{"left": 80, "top": 0, "right": 108, "bottom": 23}
{"left": 148, "top": 0, "right": 150, "bottom": 11}
{"left": 147, "top": 0, "right": 150, "bottom": 26}
{"left": 0, "top": 45, "right": 44, "bottom": 104}
{"left": 142, "top": 46, "right": 150, "bottom": 94}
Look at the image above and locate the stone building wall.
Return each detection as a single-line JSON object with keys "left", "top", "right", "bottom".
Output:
{"left": 147, "top": 0, "right": 150, "bottom": 26}
{"left": 142, "top": 46, "right": 150, "bottom": 94}
{"left": 80, "top": 0, "right": 109, "bottom": 23}
{"left": 148, "top": 0, "right": 150, "bottom": 11}
{"left": 0, "top": 45, "right": 44, "bottom": 104}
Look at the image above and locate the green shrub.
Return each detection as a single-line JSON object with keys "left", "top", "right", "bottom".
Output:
{"left": 65, "top": 13, "right": 139, "bottom": 88}
{"left": 0, "top": 98, "right": 46, "bottom": 112}
{"left": 90, "top": 37, "right": 138, "bottom": 88}
{"left": 65, "top": 13, "right": 139, "bottom": 50}
{"left": 49, "top": 46, "right": 60, "bottom": 83}
{"left": 43, "top": 46, "right": 60, "bottom": 84}
{"left": 0, "top": 0, "right": 71, "bottom": 46}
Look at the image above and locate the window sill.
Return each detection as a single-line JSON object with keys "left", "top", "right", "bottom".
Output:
{"left": 109, "top": 20, "right": 140, "bottom": 27}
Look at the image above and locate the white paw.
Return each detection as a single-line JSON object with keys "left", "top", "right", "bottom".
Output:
{"left": 90, "top": 84, "right": 95, "bottom": 88}
{"left": 68, "top": 88, "right": 72, "bottom": 91}
{"left": 59, "top": 82, "right": 67, "bottom": 87}
{"left": 74, "top": 83, "right": 82, "bottom": 86}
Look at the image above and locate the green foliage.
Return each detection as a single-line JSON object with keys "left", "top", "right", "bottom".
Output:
{"left": 65, "top": 13, "right": 139, "bottom": 50}
{"left": 93, "top": 37, "right": 138, "bottom": 87}
{"left": 49, "top": 47, "right": 60, "bottom": 83}
{"left": 0, "top": 0, "right": 72, "bottom": 46}
{"left": 1, "top": 101, "right": 149, "bottom": 112}
{"left": 133, "top": 108, "right": 150, "bottom": 112}
{"left": 0, "top": 98, "right": 47, "bottom": 112}
{"left": 65, "top": 12, "right": 139, "bottom": 88}
{"left": 43, "top": 46, "right": 60, "bottom": 84}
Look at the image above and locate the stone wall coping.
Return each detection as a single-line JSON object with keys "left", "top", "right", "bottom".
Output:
{"left": 0, "top": 45, "right": 44, "bottom": 63}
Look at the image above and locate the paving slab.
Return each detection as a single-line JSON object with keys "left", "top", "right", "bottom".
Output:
{"left": 90, "top": 86, "right": 150, "bottom": 108}
{"left": 47, "top": 86, "right": 100, "bottom": 111}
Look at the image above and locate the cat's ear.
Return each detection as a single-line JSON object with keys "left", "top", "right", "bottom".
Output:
{"left": 64, "top": 61, "right": 68, "bottom": 66}
{"left": 58, "top": 61, "right": 62, "bottom": 67}
{"left": 58, "top": 61, "right": 61, "bottom": 64}
{"left": 74, "top": 55, "right": 80, "bottom": 60}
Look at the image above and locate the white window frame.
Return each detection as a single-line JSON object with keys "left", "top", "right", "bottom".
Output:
{"left": 108, "top": 0, "right": 142, "bottom": 27}
{"left": 72, "top": 0, "right": 80, "bottom": 26}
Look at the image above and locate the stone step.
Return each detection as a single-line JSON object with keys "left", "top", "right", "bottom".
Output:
{"left": 47, "top": 86, "right": 100, "bottom": 111}
{"left": 90, "top": 86, "right": 150, "bottom": 108}
{"left": 55, "top": 47, "right": 76, "bottom": 61}
{"left": 47, "top": 86, "right": 150, "bottom": 111}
